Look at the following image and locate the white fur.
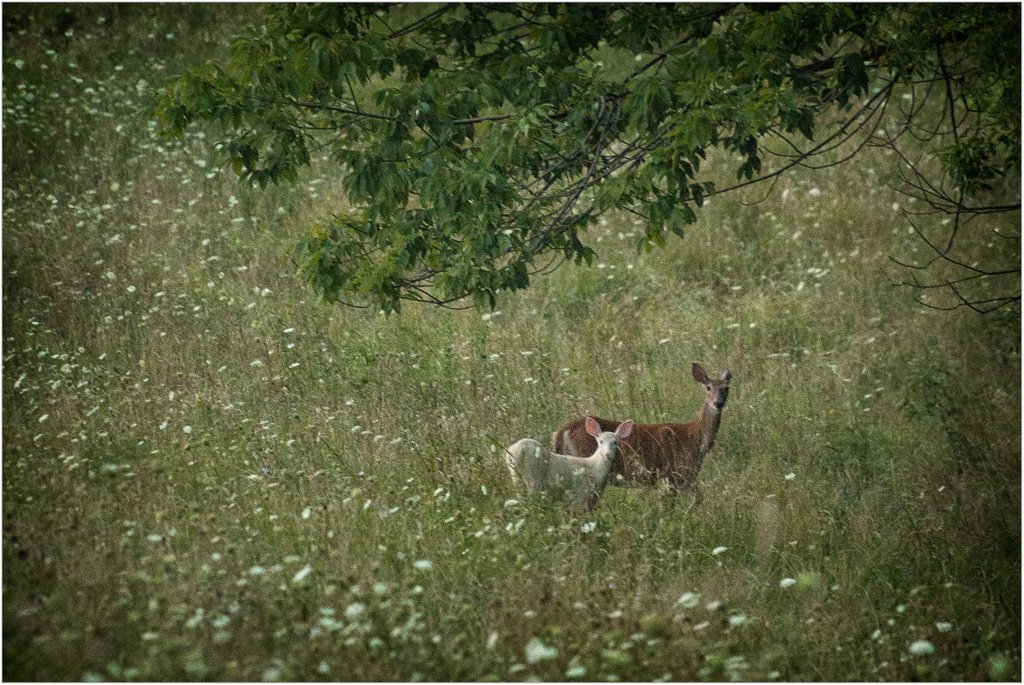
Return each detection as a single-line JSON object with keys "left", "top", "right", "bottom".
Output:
{"left": 504, "top": 418, "right": 633, "bottom": 507}
{"left": 561, "top": 430, "right": 576, "bottom": 456}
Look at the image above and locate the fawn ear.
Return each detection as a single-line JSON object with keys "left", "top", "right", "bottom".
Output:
{"left": 720, "top": 368, "right": 732, "bottom": 382}
{"left": 585, "top": 417, "right": 601, "bottom": 437}
{"left": 692, "top": 363, "right": 709, "bottom": 384}
{"left": 616, "top": 421, "right": 633, "bottom": 438}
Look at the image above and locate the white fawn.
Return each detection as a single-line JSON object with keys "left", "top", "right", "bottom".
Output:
{"left": 551, "top": 363, "right": 731, "bottom": 510}
{"left": 504, "top": 417, "right": 634, "bottom": 508}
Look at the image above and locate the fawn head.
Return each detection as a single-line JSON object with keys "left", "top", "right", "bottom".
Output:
{"left": 585, "top": 417, "right": 633, "bottom": 460}
{"left": 692, "top": 363, "right": 731, "bottom": 410}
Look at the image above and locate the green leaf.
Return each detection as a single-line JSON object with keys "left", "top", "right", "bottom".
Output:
{"left": 156, "top": 3, "right": 1021, "bottom": 312}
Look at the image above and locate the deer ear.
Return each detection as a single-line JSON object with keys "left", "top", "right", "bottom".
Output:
{"left": 692, "top": 363, "right": 709, "bottom": 384}
{"left": 616, "top": 421, "right": 633, "bottom": 438}
{"left": 585, "top": 417, "right": 601, "bottom": 437}
{"left": 720, "top": 369, "right": 732, "bottom": 382}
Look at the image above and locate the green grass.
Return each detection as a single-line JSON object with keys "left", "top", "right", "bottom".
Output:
{"left": 3, "top": 5, "right": 1020, "bottom": 681}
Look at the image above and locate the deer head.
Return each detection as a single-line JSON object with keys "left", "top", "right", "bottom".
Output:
{"left": 692, "top": 363, "right": 731, "bottom": 410}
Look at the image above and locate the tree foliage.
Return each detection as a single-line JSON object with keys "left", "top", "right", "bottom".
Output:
{"left": 159, "top": 3, "right": 1020, "bottom": 312}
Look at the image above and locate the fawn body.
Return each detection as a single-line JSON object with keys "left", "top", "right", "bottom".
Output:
{"left": 505, "top": 417, "right": 633, "bottom": 508}
{"left": 551, "top": 363, "right": 731, "bottom": 509}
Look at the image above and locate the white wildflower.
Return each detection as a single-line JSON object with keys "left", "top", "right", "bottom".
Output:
{"left": 908, "top": 640, "right": 934, "bottom": 655}
{"left": 525, "top": 636, "right": 557, "bottom": 663}
{"left": 677, "top": 592, "right": 700, "bottom": 609}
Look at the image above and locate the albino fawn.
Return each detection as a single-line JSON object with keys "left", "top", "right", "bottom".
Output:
{"left": 551, "top": 363, "right": 731, "bottom": 510}
{"left": 505, "top": 417, "right": 634, "bottom": 508}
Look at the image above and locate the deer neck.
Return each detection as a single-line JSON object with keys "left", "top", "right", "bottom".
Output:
{"left": 696, "top": 402, "right": 723, "bottom": 455}
{"left": 591, "top": 450, "right": 614, "bottom": 484}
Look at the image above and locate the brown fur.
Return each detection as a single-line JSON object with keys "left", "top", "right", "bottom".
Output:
{"left": 551, "top": 363, "right": 731, "bottom": 508}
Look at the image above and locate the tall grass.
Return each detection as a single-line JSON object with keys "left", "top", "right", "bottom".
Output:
{"left": 3, "top": 6, "right": 1020, "bottom": 681}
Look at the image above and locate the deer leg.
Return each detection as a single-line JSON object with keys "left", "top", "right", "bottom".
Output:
{"left": 684, "top": 481, "right": 703, "bottom": 513}
{"left": 659, "top": 478, "right": 680, "bottom": 510}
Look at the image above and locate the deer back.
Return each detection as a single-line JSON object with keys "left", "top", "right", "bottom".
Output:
{"left": 504, "top": 438, "right": 551, "bottom": 492}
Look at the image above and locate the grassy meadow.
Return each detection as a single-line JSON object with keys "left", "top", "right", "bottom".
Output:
{"left": 3, "top": 5, "right": 1020, "bottom": 681}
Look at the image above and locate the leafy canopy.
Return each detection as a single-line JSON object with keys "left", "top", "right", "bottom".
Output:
{"left": 159, "top": 3, "right": 1020, "bottom": 312}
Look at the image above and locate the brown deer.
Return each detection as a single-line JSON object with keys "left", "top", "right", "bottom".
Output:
{"left": 551, "top": 363, "right": 731, "bottom": 510}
